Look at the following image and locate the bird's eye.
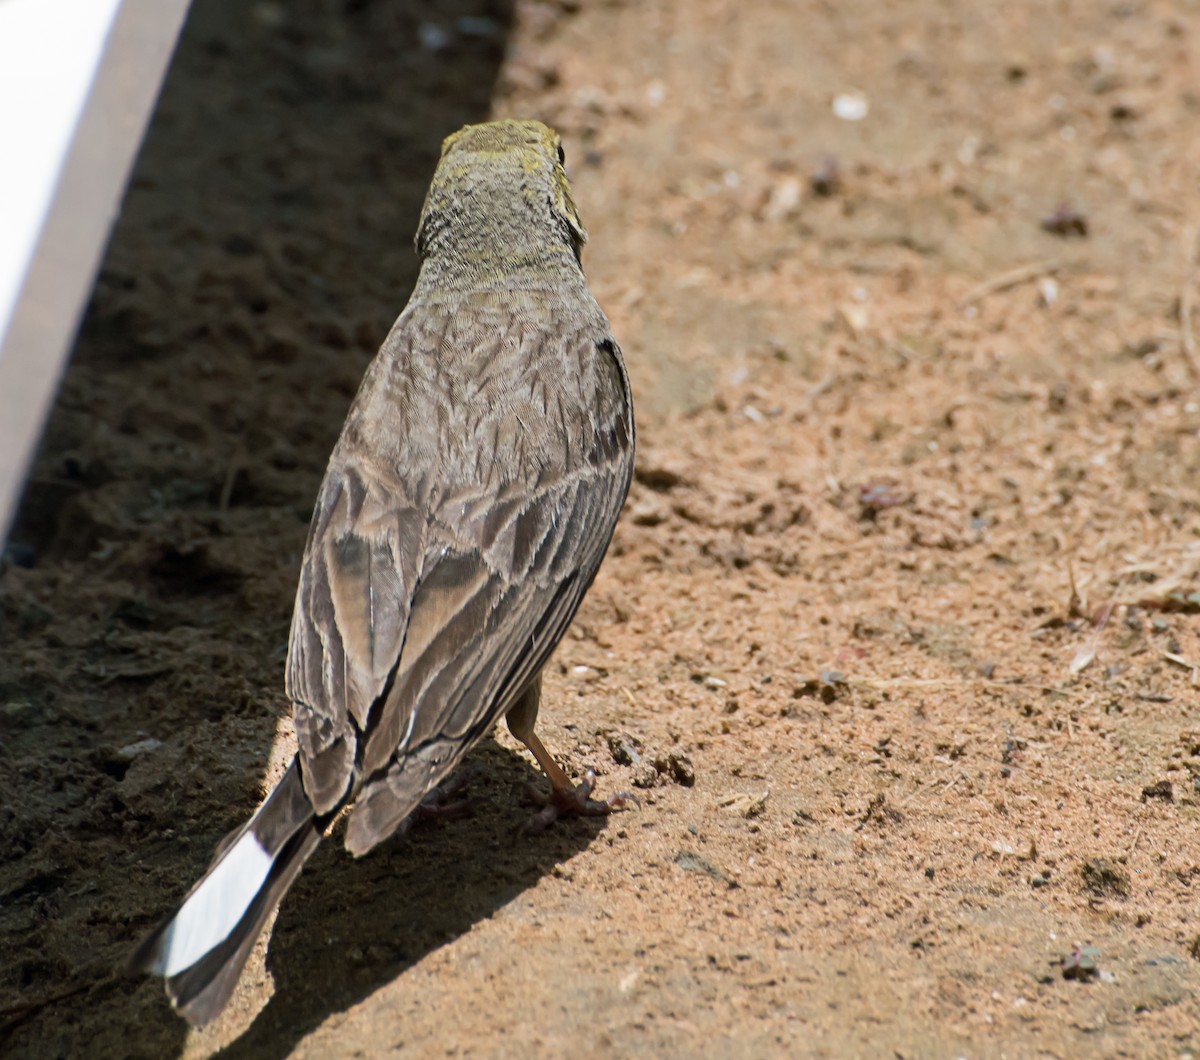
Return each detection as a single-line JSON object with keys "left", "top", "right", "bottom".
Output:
{"left": 556, "top": 143, "right": 566, "bottom": 165}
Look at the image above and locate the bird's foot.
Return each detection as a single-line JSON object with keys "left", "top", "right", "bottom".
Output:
{"left": 520, "top": 769, "right": 636, "bottom": 836}
{"left": 395, "top": 766, "right": 485, "bottom": 840}
{"left": 417, "top": 763, "right": 485, "bottom": 821}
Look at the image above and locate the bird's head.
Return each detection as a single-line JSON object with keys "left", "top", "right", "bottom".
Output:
{"left": 415, "top": 119, "right": 587, "bottom": 269}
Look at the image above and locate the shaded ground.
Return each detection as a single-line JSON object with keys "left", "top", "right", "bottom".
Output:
{"left": 3, "top": 0, "right": 1200, "bottom": 1056}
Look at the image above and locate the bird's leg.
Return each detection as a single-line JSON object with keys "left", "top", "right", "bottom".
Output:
{"left": 506, "top": 674, "right": 633, "bottom": 834}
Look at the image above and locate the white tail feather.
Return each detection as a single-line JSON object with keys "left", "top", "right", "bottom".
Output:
{"left": 148, "top": 830, "right": 274, "bottom": 977}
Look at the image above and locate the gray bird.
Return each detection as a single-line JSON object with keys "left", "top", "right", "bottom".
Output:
{"left": 129, "top": 119, "right": 635, "bottom": 1025}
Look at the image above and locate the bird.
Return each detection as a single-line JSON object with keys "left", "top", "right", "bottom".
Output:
{"left": 128, "top": 118, "right": 635, "bottom": 1025}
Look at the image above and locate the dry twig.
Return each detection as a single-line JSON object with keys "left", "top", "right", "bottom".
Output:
{"left": 0, "top": 976, "right": 113, "bottom": 1037}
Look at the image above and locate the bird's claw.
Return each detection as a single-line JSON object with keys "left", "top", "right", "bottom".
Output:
{"left": 519, "top": 769, "right": 638, "bottom": 836}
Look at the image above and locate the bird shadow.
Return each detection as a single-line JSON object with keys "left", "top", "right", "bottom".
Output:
{"left": 211, "top": 738, "right": 607, "bottom": 1059}
{"left": 0, "top": 0, "right": 540, "bottom": 1056}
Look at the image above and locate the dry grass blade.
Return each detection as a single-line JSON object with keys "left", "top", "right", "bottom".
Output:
{"left": 1069, "top": 601, "right": 1115, "bottom": 676}
{"left": 1180, "top": 224, "right": 1200, "bottom": 381}
{"left": 1117, "top": 541, "right": 1200, "bottom": 609}
{"left": 958, "top": 261, "right": 1059, "bottom": 309}
{"left": 853, "top": 677, "right": 1068, "bottom": 695}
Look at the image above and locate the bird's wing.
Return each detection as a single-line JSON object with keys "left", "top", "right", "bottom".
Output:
{"left": 344, "top": 339, "right": 634, "bottom": 854}
{"left": 285, "top": 459, "right": 427, "bottom": 813}
{"left": 285, "top": 328, "right": 632, "bottom": 842}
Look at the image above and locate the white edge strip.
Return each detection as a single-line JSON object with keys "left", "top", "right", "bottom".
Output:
{"left": 0, "top": 0, "right": 192, "bottom": 544}
{"left": 0, "top": 0, "right": 121, "bottom": 337}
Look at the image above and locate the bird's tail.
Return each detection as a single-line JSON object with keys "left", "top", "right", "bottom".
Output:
{"left": 128, "top": 759, "right": 322, "bottom": 1025}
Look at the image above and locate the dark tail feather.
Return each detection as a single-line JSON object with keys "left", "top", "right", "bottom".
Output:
{"left": 128, "top": 759, "right": 322, "bottom": 1025}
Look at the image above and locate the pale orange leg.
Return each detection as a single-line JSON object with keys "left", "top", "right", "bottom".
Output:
{"left": 506, "top": 674, "right": 633, "bottom": 834}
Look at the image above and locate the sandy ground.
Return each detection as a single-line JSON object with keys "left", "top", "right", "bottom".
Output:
{"left": 3, "top": 0, "right": 1200, "bottom": 1056}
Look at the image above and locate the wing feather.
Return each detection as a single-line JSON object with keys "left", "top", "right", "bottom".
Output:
{"left": 345, "top": 453, "right": 629, "bottom": 853}
{"left": 285, "top": 465, "right": 426, "bottom": 812}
